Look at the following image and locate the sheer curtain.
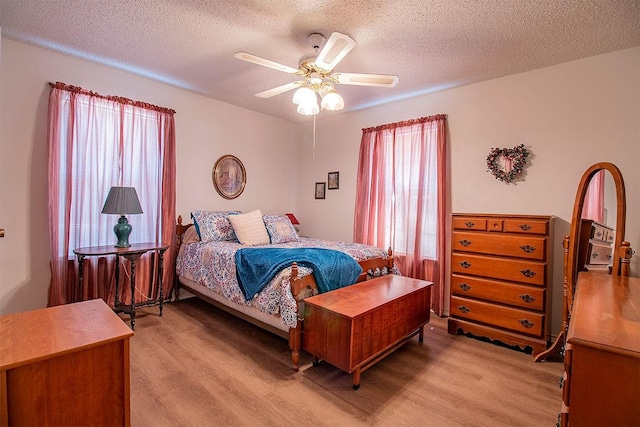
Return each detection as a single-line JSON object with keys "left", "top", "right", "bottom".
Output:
{"left": 354, "top": 115, "right": 447, "bottom": 315}
{"left": 47, "top": 82, "right": 176, "bottom": 307}
{"left": 582, "top": 170, "right": 605, "bottom": 223}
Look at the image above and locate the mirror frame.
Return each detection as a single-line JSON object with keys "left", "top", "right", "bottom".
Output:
{"left": 566, "top": 162, "right": 626, "bottom": 290}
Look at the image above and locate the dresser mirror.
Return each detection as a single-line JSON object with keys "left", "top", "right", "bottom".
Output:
{"left": 568, "top": 162, "right": 627, "bottom": 285}
{"left": 535, "top": 162, "right": 633, "bottom": 362}
{"left": 575, "top": 169, "right": 619, "bottom": 274}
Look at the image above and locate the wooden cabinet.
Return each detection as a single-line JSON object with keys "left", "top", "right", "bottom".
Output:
{"left": 303, "top": 275, "right": 432, "bottom": 389}
{"left": 560, "top": 272, "right": 640, "bottom": 426}
{"left": 0, "top": 299, "right": 133, "bottom": 426}
{"left": 448, "top": 213, "right": 553, "bottom": 356}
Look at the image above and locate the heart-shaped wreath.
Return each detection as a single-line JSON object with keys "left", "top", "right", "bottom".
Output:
{"left": 486, "top": 144, "right": 530, "bottom": 184}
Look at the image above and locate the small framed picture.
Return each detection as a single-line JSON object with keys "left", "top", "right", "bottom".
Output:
{"left": 315, "top": 182, "right": 326, "bottom": 199}
{"left": 328, "top": 171, "right": 339, "bottom": 190}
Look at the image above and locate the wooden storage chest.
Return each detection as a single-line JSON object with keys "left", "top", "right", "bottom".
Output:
{"left": 303, "top": 275, "right": 432, "bottom": 389}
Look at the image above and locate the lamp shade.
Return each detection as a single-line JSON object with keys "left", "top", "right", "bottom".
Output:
{"left": 292, "top": 86, "right": 316, "bottom": 105}
{"left": 101, "top": 186, "right": 143, "bottom": 215}
{"left": 297, "top": 99, "right": 319, "bottom": 116}
{"left": 101, "top": 186, "right": 143, "bottom": 247}
{"left": 321, "top": 90, "right": 344, "bottom": 111}
{"left": 285, "top": 213, "right": 300, "bottom": 225}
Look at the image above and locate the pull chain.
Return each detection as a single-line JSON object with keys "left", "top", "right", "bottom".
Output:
{"left": 313, "top": 114, "right": 316, "bottom": 159}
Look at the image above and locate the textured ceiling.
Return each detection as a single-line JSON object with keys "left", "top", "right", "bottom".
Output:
{"left": 1, "top": 0, "right": 639, "bottom": 124}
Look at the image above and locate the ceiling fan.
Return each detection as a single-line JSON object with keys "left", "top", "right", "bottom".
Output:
{"left": 234, "top": 32, "right": 399, "bottom": 115}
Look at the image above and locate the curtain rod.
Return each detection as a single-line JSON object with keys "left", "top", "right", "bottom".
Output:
{"left": 49, "top": 81, "right": 176, "bottom": 115}
{"left": 362, "top": 114, "right": 446, "bottom": 133}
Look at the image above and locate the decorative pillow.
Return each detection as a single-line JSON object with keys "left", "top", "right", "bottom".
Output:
{"left": 182, "top": 226, "right": 200, "bottom": 244}
{"left": 263, "top": 215, "right": 299, "bottom": 244}
{"left": 191, "top": 210, "right": 240, "bottom": 242}
{"left": 227, "top": 209, "right": 270, "bottom": 246}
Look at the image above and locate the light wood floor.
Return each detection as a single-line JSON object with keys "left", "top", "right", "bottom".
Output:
{"left": 129, "top": 298, "right": 563, "bottom": 426}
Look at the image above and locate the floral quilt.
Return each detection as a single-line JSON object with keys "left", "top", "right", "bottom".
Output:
{"left": 176, "top": 237, "right": 393, "bottom": 328}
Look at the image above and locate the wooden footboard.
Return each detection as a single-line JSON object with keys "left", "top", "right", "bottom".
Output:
{"left": 174, "top": 215, "right": 395, "bottom": 370}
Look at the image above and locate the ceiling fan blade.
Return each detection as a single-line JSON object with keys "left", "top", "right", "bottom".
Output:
{"left": 315, "top": 32, "right": 356, "bottom": 71}
{"left": 332, "top": 72, "right": 399, "bottom": 87}
{"left": 234, "top": 51, "right": 299, "bottom": 74}
{"left": 255, "top": 81, "right": 302, "bottom": 98}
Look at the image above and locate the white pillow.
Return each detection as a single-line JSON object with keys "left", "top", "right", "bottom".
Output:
{"left": 228, "top": 209, "right": 270, "bottom": 245}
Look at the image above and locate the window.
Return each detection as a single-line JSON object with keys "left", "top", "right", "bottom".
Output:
{"left": 354, "top": 115, "right": 447, "bottom": 314}
{"left": 47, "top": 82, "right": 176, "bottom": 307}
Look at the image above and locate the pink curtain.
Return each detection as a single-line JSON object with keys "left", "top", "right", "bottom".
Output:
{"left": 47, "top": 82, "right": 176, "bottom": 307}
{"left": 354, "top": 115, "right": 448, "bottom": 316}
{"left": 582, "top": 170, "right": 605, "bottom": 223}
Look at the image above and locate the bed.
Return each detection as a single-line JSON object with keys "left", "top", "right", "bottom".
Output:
{"left": 173, "top": 210, "right": 396, "bottom": 369}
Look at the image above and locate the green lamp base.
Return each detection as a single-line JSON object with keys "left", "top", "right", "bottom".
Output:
{"left": 113, "top": 215, "right": 132, "bottom": 248}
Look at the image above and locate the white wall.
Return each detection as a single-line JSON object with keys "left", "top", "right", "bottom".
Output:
{"left": 2, "top": 36, "right": 638, "bottom": 339}
{"left": 0, "top": 38, "right": 300, "bottom": 315}
{"left": 299, "top": 46, "right": 640, "bottom": 333}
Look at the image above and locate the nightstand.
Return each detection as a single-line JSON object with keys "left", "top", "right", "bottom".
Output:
{"left": 73, "top": 242, "right": 170, "bottom": 329}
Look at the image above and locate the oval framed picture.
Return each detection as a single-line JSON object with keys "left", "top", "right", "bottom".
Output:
{"left": 212, "top": 155, "right": 246, "bottom": 199}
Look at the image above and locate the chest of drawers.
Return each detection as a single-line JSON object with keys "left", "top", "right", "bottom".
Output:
{"left": 448, "top": 213, "right": 553, "bottom": 356}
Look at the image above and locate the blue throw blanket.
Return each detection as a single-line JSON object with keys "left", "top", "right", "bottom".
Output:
{"left": 235, "top": 247, "right": 363, "bottom": 300}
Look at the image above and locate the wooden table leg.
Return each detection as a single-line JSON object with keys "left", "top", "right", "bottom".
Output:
{"left": 114, "top": 255, "right": 120, "bottom": 308}
{"left": 76, "top": 255, "right": 85, "bottom": 302}
{"left": 158, "top": 249, "right": 165, "bottom": 316}
{"left": 419, "top": 325, "right": 425, "bottom": 343}
{"left": 353, "top": 368, "right": 361, "bottom": 390}
{"left": 129, "top": 257, "right": 136, "bottom": 330}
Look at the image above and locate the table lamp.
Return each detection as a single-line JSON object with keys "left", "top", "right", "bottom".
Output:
{"left": 101, "top": 186, "right": 143, "bottom": 248}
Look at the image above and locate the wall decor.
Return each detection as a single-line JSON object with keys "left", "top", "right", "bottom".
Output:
{"left": 486, "top": 144, "right": 530, "bottom": 184}
{"left": 212, "top": 154, "right": 246, "bottom": 199}
{"left": 315, "top": 182, "right": 326, "bottom": 199}
{"left": 328, "top": 171, "right": 339, "bottom": 190}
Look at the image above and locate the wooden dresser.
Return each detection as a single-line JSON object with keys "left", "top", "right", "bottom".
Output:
{"left": 0, "top": 299, "right": 133, "bottom": 426}
{"left": 448, "top": 213, "right": 553, "bottom": 356}
{"left": 560, "top": 272, "right": 640, "bottom": 426}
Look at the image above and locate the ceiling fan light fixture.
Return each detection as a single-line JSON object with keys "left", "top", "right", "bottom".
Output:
{"left": 321, "top": 90, "right": 344, "bottom": 111}
{"left": 297, "top": 98, "right": 319, "bottom": 116}
{"left": 292, "top": 86, "right": 315, "bottom": 105}
{"left": 309, "top": 72, "right": 323, "bottom": 85}
{"left": 234, "top": 31, "right": 399, "bottom": 119}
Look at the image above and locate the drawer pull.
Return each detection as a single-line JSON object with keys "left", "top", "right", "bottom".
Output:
{"left": 608, "top": 235, "right": 614, "bottom": 241}
{"left": 559, "top": 376, "right": 564, "bottom": 389}
{"left": 459, "top": 261, "right": 472, "bottom": 269}
{"left": 520, "top": 269, "right": 536, "bottom": 278}
{"left": 518, "top": 319, "right": 535, "bottom": 328}
{"left": 595, "top": 230, "right": 603, "bottom": 238}
{"left": 519, "top": 294, "right": 536, "bottom": 303}
{"left": 519, "top": 224, "right": 532, "bottom": 231}
{"left": 458, "top": 239, "right": 472, "bottom": 247}
{"left": 464, "top": 221, "right": 475, "bottom": 228}
{"left": 520, "top": 244, "right": 536, "bottom": 253}
{"left": 459, "top": 283, "right": 471, "bottom": 291}
{"left": 457, "top": 305, "right": 470, "bottom": 314}
{"left": 592, "top": 252, "right": 599, "bottom": 259}
{"left": 607, "top": 254, "right": 612, "bottom": 260}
